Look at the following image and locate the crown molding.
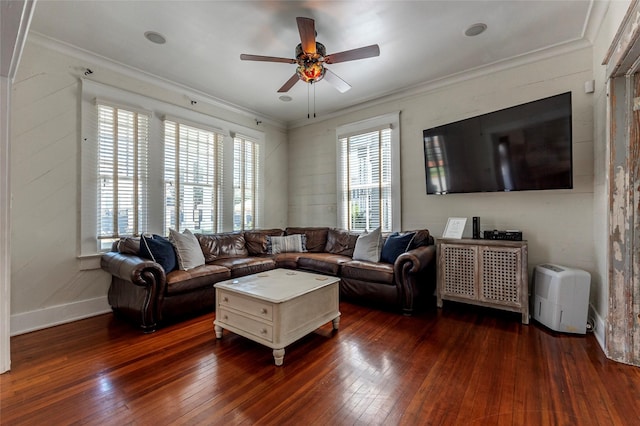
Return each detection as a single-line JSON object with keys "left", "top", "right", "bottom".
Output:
{"left": 287, "top": 37, "right": 593, "bottom": 129}
{"left": 583, "top": 0, "right": 611, "bottom": 44}
{"left": 27, "top": 32, "right": 286, "bottom": 130}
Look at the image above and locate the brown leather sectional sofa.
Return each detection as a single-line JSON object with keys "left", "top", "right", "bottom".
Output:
{"left": 101, "top": 227, "right": 436, "bottom": 332}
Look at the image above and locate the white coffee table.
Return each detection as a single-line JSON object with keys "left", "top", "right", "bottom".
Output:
{"left": 213, "top": 269, "right": 341, "bottom": 366}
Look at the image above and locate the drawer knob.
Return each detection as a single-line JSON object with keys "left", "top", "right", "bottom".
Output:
{"left": 260, "top": 329, "right": 268, "bottom": 335}
{"left": 223, "top": 315, "right": 228, "bottom": 320}
{"left": 261, "top": 308, "right": 268, "bottom": 315}
{"left": 223, "top": 297, "right": 229, "bottom": 302}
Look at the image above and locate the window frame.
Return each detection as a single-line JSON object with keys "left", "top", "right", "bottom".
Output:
{"left": 336, "top": 112, "right": 401, "bottom": 232}
{"left": 233, "top": 133, "right": 262, "bottom": 231}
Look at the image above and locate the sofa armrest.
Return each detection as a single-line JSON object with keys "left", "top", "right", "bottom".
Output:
{"left": 101, "top": 251, "right": 167, "bottom": 332}
{"left": 394, "top": 245, "right": 437, "bottom": 315}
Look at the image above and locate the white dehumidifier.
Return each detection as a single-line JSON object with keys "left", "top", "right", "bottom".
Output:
{"left": 532, "top": 264, "right": 591, "bottom": 334}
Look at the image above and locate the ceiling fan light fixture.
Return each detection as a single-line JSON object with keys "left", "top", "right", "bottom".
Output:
{"left": 465, "top": 23, "right": 487, "bottom": 37}
{"left": 279, "top": 95, "right": 293, "bottom": 102}
{"left": 144, "top": 31, "right": 166, "bottom": 44}
{"left": 297, "top": 62, "right": 325, "bottom": 83}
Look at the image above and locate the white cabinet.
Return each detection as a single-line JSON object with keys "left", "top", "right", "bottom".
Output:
{"left": 436, "top": 238, "right": 529, "bottom": 324}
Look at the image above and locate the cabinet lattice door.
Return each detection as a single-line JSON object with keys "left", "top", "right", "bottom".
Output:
{"left": 442, "top": 245, "right": 477, "bottom": 299}
{"left": 480, "top": 247, "right": 521, "bottom": 306}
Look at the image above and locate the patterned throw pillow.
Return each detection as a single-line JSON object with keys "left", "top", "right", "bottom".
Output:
{"left": 266, "top": 234, "right": 308, "bottom": 254}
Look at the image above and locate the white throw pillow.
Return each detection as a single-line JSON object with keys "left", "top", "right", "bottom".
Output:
{"left": 169, "top": 228, "right": 206, "bottom": 270}
{"left": 352, "top": 227, "right": 382, "bottom": 262}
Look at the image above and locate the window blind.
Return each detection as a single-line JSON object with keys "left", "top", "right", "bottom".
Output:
{"left": 339, "top": 127, "right": 392, "bottom": 232}
{"left": 233, "top": 135, "right": 260, "bottom": 231}
{"left": 164, "top": 120, "right": 224, "bottom": 235}
{"left": 97, "top": 103, "right": 149, "bottom": 250}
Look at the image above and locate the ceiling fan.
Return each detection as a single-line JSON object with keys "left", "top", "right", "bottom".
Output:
{"left": 240, "top": 17, "right": 380, "bottom": 94}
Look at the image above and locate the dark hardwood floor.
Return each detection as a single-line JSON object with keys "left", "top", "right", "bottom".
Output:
{"left": 1, "top": 300, "right": 639, "bottom": 425}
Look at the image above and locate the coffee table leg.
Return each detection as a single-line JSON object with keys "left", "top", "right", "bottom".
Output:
{"left": 332, "top": 315, "right": 340, "bottom": 330}
{"left": 214, "top": 324, "right": 223, "bottom": 339}
{"left": 273, "top": 348, "right": 285, "bottom": 366}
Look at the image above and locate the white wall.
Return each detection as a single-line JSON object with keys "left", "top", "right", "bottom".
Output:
{"left": 9, "top": 37, "right": 288, "bottom": 334}
{"left": 590, "top": 0, "right": 631, "bottom": 346}
{"left": 288, "top": 47, "right": 596, "bottom": 300}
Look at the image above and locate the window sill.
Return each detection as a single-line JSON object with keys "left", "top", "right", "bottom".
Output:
{"left": 78, "top": 254, "right": 103, "bottom": 271}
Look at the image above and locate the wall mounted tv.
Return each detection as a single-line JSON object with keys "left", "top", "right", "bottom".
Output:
{"left": 423, "top": 92, "right": 572, "bottom": 195}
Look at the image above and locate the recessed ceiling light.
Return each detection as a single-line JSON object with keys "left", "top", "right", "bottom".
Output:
{"left": 465, "top": 23, "right": 487, "bottom": 37}
{"left": 279, "top": 95, "right": 292, "bottom": 102}
{"left": 144, "top": 31, "right": 166, "bottom": 44}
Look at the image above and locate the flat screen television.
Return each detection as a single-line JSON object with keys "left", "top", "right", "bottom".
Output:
{"left": 423, "top": 92, "right": 572, "bottom": 194}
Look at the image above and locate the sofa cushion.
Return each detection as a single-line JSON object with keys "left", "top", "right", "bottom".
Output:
{"left": 325, "top": 228, "right": 359, "bottom": 257}
{"left": 341, "top": 260, "right": 395, "bottom": 285}
{"left": 267, "top": 234, "right": 307, "bottom": 254}
{"left": 210, "top": 256, "right": 276, "bottom": 278}
{"left": 274, "top": 252, "right": 303, "bottom": 269}
{"left": 196, "top": 232, "right": 249, "bottom": 262}
{"left": 352, "top": 227, "right": 382, "bottom": 262}
{"left": 244, "top": 229, "right": 285, "bottom": 255}
{"left": 406, "top": 229, "right": 433, "bottom": 249}
{"left": 116, "top": 237, "right": 140, "bottom": 255}
{"left": 169, "top": 229, "right": 206, "bottom": 270}
{"left": 285, "top": 227, "right": 329, "bottom": 252}
{"left": 166, "top": 264, "right": 231, "bottom": 295}
{"left": 380, "top": 232, "right": 416, "bottom": 264}
{"left": 139, "top": 235, "right": 178, "bottom": 273}
{"left": 296, "top": 252, "right": 352, "bottom": 276}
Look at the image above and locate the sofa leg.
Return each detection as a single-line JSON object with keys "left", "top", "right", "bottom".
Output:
{"left": 141, "top": 324, "right": 157, "bottom": 334}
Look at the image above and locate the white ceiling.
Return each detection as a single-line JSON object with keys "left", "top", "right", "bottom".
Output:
{"left": 28, "top": 1, "right": 603, "bottom": 126}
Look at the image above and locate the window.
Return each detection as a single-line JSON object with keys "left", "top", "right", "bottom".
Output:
{"left": 337, "top": 112, "right": 400, "bottom": 232}
{"left": 96, "top": 103, "right": 149, "bottom": 251}
{"left": 164, "top": 119, "right": 224, "bottom": 235}
{"left": 81, "top": 80, "right": 265, "bottom": 259}
{"left": 233, "top": 135, "right": 260, "bottom": 231}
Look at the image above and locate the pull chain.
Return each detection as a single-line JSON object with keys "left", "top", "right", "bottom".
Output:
{"left": 307, "top": 83, "right": 310, "bottom": 119}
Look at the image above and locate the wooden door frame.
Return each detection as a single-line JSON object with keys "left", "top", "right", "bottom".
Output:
{"left": 603, "top": 0, "right": 640, "bottom": 366}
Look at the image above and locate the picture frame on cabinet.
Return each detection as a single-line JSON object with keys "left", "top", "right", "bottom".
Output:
{"left": 442, "top": 217, "right": 467, "bottom": 239}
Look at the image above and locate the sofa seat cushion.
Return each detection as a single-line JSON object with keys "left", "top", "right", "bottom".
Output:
{"left": 341, "top": 260, "right": 395, "bottom": 285}
{"left": 166, "top": 264, "right": 231, "bottom": 295}
{"left": 274, "top": 252, "right": 302, "bottom": 269}
{"left": 296, "top": 253, "right": 352, "bottom": 275}
{"left": 210, "top": 256, "right": 276, "bottom": 278}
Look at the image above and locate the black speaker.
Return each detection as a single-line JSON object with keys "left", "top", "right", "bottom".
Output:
{"left": 473, "top": 217, "right": 480, "bottom": 239}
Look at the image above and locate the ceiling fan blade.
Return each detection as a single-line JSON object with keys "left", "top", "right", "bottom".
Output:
{"left": 278, "top": 73, "right": 300, "bottom": 93}
{"left": 325, "top": 44, "right": 380, "bottom": 64}
{"left": 297, "top": 17, "right": 316, "bottom": 54}
{"left": 240, "top": 54, "right": 296, "bottom": 64}
{"left": 324, "top": 68, "right": 351, "bottom": 93}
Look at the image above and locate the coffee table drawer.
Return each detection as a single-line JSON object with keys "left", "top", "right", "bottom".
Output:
{"left": 218, "top": 291, "right": 273, "bottom": 321}
{"left": 217, "top": 308, "right": 273, "bottom": 342}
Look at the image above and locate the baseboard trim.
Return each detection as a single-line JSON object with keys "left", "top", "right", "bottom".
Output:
{"left": 10, "top": 296, "right": 111, "bottom": 336}
{"left": 589, "top": 303, "right": 606, "bottom": 354}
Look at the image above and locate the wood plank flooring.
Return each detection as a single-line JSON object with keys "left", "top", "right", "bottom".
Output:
{"left": 1, "top": 300, "right": 640, "bottom": 425}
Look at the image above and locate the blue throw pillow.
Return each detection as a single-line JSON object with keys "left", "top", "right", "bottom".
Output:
{"left": 139, "top": 234, "right": 178, "bottom": 272}
{"left": 380, "top": 232, "right": 416, "bottom": 264}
